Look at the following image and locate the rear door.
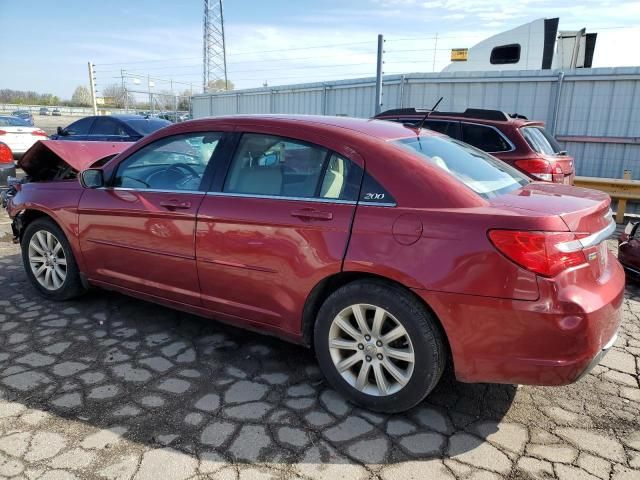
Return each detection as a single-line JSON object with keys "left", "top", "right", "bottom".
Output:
{"left": 78, "top": 131, "right": 224, "bottom": 304}
{"left": 196, "top": 130, "right": 363, "bottom": 333}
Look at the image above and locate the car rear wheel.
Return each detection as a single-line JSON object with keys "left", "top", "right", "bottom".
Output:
{"left": 21, "top": 218, "right": 87, "bottom": 301}
{"left": 314, "top": 280, "right": 446, "bottom": 413}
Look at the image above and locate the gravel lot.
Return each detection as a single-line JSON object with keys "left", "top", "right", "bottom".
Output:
{"left": 0, "top": 209, "right": 638, "bottom": 479}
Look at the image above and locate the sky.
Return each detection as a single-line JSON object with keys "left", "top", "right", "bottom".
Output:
{"left": 1, "top": 0, "right": 639, "bottom": 100}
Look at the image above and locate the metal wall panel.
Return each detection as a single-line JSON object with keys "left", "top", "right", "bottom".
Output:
{"left": 193, "top": 67, "right": 640, "bottom": 179}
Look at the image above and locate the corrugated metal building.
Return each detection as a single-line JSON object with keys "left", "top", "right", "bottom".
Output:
{"left": 192, "top": 67, "right": 640, "bottom": 180}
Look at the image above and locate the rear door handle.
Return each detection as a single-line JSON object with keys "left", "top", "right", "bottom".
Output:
{"left": 290, "top": 208, "right": 333, "bottom": 221}
{"left": 160, "top": 199, "right": 191, "bottom": 210}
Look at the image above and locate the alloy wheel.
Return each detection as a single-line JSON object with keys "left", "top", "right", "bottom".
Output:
{"left": 28, "top": 230, "right": 67, "bottom": 291}
{"left": 328, "top": 303, "right": 415, "bottom": 396}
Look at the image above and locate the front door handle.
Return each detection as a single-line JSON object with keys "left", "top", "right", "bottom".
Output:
{"left": 291, "top": 208, "right": 333, "bottom": 221}
{"left": 160, "top": 199, "right": 191, "bottom": 210}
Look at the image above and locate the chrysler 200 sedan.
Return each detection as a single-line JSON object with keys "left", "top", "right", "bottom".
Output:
{"left": 6, "top": 115, "right": 623, "bottom": 413}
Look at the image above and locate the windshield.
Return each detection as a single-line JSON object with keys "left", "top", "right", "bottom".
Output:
{"left": 126, "top": 118, "right": 172, "bottom": 135}
{"left": 521, "top": 126, "right": 563, "bottom": 155}
{"left": 0, "top": 116, "right": 30, "bottom": 127}
{"left": 393, "top": 135, "right": 530, "bottom": 199}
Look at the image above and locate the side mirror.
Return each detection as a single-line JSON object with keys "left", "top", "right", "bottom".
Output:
{"left": 80, "top": 169, "right": 104, "bottom": 189}
{"left": 56, "top": 126, "right": 68, "bottom": 136}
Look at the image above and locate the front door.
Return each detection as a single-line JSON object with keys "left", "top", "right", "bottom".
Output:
{"left": 78, "top": 131, "right": 223, "bottom": 305}
{"left": 196, "top": 132, "right": 363, "bottom": 334}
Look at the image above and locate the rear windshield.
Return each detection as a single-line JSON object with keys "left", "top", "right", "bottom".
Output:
{"left": 393, "top": 135, "right": 529, "bottom": 199}
{"left": 521, "top": 126, "right": 563, "bottom": 155}
{"left": 0, "top": 116, "right": 29, "bottom": 126}
{"left": 126, "top": 118, "right": 171, "bottom": 135}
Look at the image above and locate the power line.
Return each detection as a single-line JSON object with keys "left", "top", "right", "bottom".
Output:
{"left": 94, "top": 40, "right": 375, "bottom": 69}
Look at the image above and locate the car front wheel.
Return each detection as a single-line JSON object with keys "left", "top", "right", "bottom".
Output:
{"left": 314, "top": 280, "right": 446, "bottom": 413}
{"left": 21, "top": 218, "right": 87, "bottom": 301}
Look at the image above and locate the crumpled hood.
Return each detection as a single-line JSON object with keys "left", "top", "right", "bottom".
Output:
{"left": 18, "top": 140, "right": 133, "bottom": 180}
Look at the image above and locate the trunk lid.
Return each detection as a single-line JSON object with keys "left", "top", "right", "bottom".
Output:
{"left": 490, "top": 182, "right": 611, "bottom": 233}
{"left": 490, "top": 182, "right": 614, "bottom": 279}
{"left": 18, "top": 140, "right": 133, "bottom": 181}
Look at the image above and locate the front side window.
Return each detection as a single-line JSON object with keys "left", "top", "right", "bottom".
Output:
{"left": 393, "top": 135, "right": 529, "bottom": 199}
{"left": 114, "top": 132, "right": 222, "bottom": 191}
{"left": 521, "top": 126, "right": 563, "bottom": 155}
{"left": 461, "top": 123, "right": 511, "bottom": 153}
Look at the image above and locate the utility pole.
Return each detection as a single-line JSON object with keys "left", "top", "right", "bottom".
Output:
{"left": 203, "top": 0, "right": 228, "bottom": 92}
{"left": 374, "top": 34, "right": 384, "bottom": 115}
{"left": 88, "top": 62, "right": 98, "bottom": 115}
{"left": 121, "top": 69, "right": 128, "bottom": 112}
{"left": 432, "top": 33, "right": 438, "bottom": 72}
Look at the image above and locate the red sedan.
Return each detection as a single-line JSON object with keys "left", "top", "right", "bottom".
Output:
{"left": 6, "top": 115, "right": 623, "bottom": 413}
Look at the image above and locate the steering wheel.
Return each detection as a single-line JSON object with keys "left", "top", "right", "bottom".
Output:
{"left": 147, "top": 163, "right": 200, "bottom": 190}
{"left": 167, "top": 162, "right": 200, "bottom": 177}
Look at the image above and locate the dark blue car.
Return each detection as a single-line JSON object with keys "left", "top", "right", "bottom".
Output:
{"left": 50, "top": 115, "right": 171, "bottom": 142}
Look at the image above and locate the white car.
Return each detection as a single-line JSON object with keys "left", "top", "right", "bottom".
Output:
{"left": 0, "top": 116, "right": 48, "bottom": 158}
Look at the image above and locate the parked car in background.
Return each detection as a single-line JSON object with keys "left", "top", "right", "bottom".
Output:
{"left": 50, "top": 115, "right": 171, "bottom": 142}
{"left": 374, "top": 108, "right": 575, "bottom": 184}
{"left": 6, "top": 115, "right": 621, "bottom": 413}
{"left": 39, "top": 107, "right": 50, "bottom": 116}
{"left": 52, "top": 108, "right": 62, "bottom": 116}
{"left": 0, "top": 116, "right": 47, "bottom": 159}
{"left": 11, "top": 110, "right": 34, "bottom": 126}
{"left": 618, "top": 222, "right": 640, "bottom": 278}
{"left": 0, "top": 143, "right": 16, "bottom": 186}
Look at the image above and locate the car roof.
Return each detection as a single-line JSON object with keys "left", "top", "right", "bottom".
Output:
{"left": 183, "top": 114, "right": 434, "bottom": 141}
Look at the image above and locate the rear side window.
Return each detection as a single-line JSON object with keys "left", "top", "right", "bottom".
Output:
{"left": 91, "top": 118, "right": 128, "bottom": 136}
{"left": 425, "top": 120, "right": 457, "bottom": 137}
{"left": 224, "top": 134, "right": 328, "bottom": 198}
{"left": 127, "top": 119, "right": 171, "bottom": 135}
{"left": 461, "top": 123, "right": 511, "bottom": 152}
{"left": 520, "top": 126, "right": 563, "bottom": 155}
{"left": 320, "top": 154, "right": 362, "bottom": 201}
{"left": 65, "top": 117, "right": 94, "bottom": 135}
{"left": 393, "top": 135, "right": 529, "bottom": 199}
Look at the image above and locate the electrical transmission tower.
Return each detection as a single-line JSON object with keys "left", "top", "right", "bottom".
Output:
{"left": 203, "top": 0, "right": 228, "bottom": 92}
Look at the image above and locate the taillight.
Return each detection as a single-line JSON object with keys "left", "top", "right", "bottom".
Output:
{"left": 32, "top": 130, "right": 47, "bottom": 136}
{"left": 0, "top": 143, "right": 13, "bottom": 164}
{"left": 488, "top": 230, "right": 588, "bottom": 277}
{"left": 0, "top": 130, "right": 6, "bottom": 136}
{"left": 515, "top": 159, "right": 552, "bottom": 182}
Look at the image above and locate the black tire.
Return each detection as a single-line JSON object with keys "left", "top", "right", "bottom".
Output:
{"left": 314, "top": 279, "right": 446, "bottom": 413}
{"left": 21, "top": 217, "right": 87, "bottom": 301}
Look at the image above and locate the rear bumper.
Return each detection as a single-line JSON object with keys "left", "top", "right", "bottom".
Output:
{"left": 575, "top": 330, "right": 618, "bottom": 381}
{"left": 414, "top": 255, "right": 625, "bottom": 386}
